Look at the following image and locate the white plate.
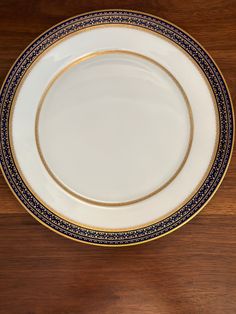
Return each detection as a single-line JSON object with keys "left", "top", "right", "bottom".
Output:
{"left": 0, "top": 10, "right": 234, "bottom": 246}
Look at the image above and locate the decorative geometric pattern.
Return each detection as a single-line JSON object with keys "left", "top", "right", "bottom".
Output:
{"left": 0, "top": 10, "right": 234, "bottom": 245}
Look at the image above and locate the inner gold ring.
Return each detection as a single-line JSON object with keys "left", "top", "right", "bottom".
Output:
{"left": 35, "top": 50, "right": 194, "bottom": 207}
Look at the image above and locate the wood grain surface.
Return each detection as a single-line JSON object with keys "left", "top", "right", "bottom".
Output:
{"left": 0, "top": 1, "right": 235, "bottom": 313}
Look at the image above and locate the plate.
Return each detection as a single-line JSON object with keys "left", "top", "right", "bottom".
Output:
{"left": 0, "top": 10, "right": 234, "bottom": 246}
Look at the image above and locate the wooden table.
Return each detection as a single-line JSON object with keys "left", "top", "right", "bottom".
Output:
{"left": 0, "top": 1, "right": 235, "bottom": 313}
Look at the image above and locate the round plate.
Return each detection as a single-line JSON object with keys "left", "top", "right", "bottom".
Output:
{"left": 0, "top": 10, "right": 234, "bottom": 246}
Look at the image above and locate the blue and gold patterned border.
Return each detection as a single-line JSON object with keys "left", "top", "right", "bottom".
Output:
{"left": 0, "top": 10, "right": 234, "bottom": 246}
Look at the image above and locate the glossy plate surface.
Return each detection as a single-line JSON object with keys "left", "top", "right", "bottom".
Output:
{"left": 0, "top": 10, "right": 234, "bottom": 246}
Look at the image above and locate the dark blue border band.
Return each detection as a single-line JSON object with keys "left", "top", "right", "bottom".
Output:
{"left": 0, "top": 11, "right": 234, "bottom": 245}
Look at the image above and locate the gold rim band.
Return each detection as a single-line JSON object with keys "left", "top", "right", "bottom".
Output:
{"left": 0, "top": 10, "right": 232, "bottom": 246}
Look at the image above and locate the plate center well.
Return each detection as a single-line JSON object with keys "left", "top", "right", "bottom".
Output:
{"left": 36, "top": 51, "right": 192, "bottom": 206}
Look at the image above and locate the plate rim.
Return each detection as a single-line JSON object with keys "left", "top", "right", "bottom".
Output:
{"left": 0, "top": 9, "right": 234, "bottom": 246}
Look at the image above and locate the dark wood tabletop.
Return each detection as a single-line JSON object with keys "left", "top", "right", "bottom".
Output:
{"left": 0, "top": 1, "right": 235, "bottom": 313}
